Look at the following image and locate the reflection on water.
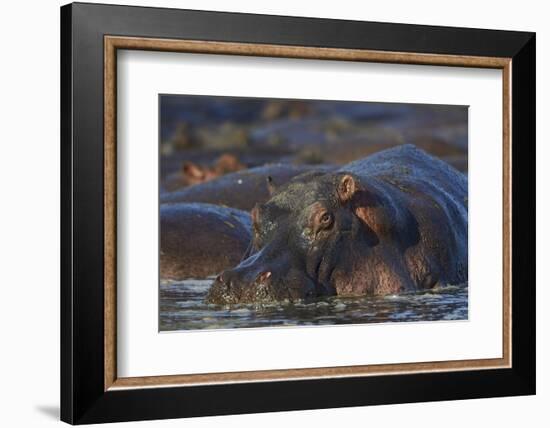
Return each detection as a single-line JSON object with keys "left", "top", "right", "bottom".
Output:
{"left": 159, "top": 279, "right": 468, "bottom": 331}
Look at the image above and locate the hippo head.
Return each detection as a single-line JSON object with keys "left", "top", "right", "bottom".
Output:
{"left": 206, "top": 171, "right": 375, "bottom": 304}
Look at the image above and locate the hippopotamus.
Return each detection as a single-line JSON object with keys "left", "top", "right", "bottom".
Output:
{"left": 206, "top": 144, "right": 467, "bottom": 304}
{"left": 160, "top": 203, "right": 251, "bottom": 280}
{"left": 162, "top": 154, "right": 246, "bottom": 191}
{"left": 161, "top": 163, "right": 335, "bottom": 211}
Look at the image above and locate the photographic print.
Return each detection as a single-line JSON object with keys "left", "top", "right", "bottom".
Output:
{"left": 159, "top": 95, "right": 468, "bottom": 331}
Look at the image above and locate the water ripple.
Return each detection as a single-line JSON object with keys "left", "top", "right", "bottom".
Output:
{"left": 160, "top": 279, "right": 468, "bottom": 331}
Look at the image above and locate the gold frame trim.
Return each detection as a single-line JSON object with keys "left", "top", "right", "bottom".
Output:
{"left": 104, "top": 36, "right": 512, "bottom": 391}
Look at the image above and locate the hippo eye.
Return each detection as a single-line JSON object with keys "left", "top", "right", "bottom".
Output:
{"left": 319, "top": 212, "right": 333, "bottom": 227}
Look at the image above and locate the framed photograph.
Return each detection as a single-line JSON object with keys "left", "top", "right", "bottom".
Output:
{"left": 60, "top": 2, "right": 535, "bottom": 424}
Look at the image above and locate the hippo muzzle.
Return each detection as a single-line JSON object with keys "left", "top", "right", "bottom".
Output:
{"left": 205, "top": 246, "right": 317, "bottom": 304}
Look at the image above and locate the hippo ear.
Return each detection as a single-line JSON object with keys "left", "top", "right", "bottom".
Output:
{"left": 182, "top": 161, "right": 205, "bottom": 179}
{"left": 266, "top": 176, "right": 276, "bottom": 196}
{"left": 337, "top": 174, "right": 358, "bottom": 203}
{"left": 215, "top": 153, "right": 242, "bottom": 172}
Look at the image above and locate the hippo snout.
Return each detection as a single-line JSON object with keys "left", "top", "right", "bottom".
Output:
{"left": 219, "top": 268, "right": 272, "bottom": 291}
{"left": 205, "top": 263, "right": 320, "bottom": 305}
{"left": 205, "top": 267, "right": 275, "bottom": 305}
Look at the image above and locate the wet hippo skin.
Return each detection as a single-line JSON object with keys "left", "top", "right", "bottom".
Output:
{"left": 160, "top": 203, "right": 251, "bottom": 280}
{"left": 206, "top": 145, "right": 468, "bottom": 304}
{"left": 160, "top": 163, "right": 335, "bottom": 211}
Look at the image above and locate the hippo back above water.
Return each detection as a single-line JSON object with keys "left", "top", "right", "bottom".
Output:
{"left": 206, "top": 144, "right": 467, "bottom": 304}
{"left": 161, "top": 163, "right": 335, "bottom": 211}
{"left": 161, "top": 203, "right": 251, "bottom": 280}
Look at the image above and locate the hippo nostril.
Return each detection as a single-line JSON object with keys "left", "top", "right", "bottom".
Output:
{"left": 256, "top": 271, "right": 272, "bottom": 284}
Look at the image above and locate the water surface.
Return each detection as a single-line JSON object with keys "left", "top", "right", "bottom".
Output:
{"left": 159, "top": 279, "right": 468, "bottom": 331}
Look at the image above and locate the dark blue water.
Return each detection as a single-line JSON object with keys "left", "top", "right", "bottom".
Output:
{"left": 159, "top": 279, "right": 468, "bottom": 331}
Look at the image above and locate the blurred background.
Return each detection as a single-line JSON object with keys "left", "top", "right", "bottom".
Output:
{"left": 159, "top": 95, "right": 467, "bottom": 193}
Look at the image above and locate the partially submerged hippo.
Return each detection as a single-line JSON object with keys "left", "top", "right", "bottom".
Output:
{"left": 160, "top": 203, "right": 251, "bottom": 280}
{"left": 162, "top": 154, "right": 246, "bottom": 191}
{"left": 161, "top": 163, "right": 334, "bottom": 211}
{"left": 206, "top": 145, "right": 467, "bottom": 304}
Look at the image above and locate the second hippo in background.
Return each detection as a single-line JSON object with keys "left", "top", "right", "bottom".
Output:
{"left": 162, "top": 153, "right": 246, "bottom": 192}
{"left": 206, "top": 145, "right": 468, "bottom": 304}
{"left": 160, "top": 203, "right": 251, "bottom": 280}
{"left": 161, "top": 163, "right": 335, "bottom": 211}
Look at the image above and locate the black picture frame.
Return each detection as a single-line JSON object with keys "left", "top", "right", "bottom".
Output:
{"left": 61, "top": 2, "right": 535, "bottom": 424}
